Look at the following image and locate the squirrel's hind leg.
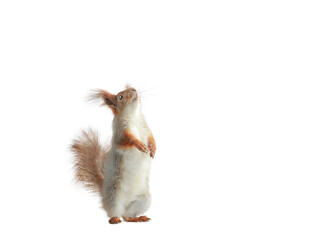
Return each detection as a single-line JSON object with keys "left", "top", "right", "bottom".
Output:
{"left": 122, "top": 193, "right": 151, "bottom": 222}
{"left": 102, "top": 186, "right": 125, "bottom": 224}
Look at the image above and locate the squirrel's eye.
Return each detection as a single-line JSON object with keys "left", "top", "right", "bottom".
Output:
{"left": 119, "top": 95, "right": 123, "bottom": 100}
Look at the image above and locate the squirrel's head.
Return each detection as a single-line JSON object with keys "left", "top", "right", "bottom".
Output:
{"left": 88, "top": 84, "right": 140, "bottom": 115}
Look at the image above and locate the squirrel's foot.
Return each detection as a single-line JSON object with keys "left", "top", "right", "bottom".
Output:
{"left": 109, "top": 217, "right": 121, "bottom": 224}
{"left": 123, "top": 216, "right": 151, "bottom": 222}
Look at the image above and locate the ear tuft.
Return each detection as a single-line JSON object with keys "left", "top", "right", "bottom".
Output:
{"left": 87, "top": 89, "right": 117, "bottom": 113}
{"left": 104, "top": 97, "right": 114, "bottom": 106}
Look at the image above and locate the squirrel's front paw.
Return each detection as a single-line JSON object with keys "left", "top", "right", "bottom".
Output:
{"left": 135, "top": 141, "right": 149, "bottom": 154}
{"left": 148, "top": 143, "right": 156, "bottom": 158}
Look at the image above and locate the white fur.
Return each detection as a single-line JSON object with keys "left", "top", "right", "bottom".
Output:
{"left": 102, "top": 98, "right": 152, "bottom": 218}
{"left": 117, "top": 104, "right": 151, "bottom": 211}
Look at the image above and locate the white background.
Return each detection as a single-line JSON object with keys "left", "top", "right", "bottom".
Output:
{"left": 0, "top": 0, "right": 318, "bottom": 239}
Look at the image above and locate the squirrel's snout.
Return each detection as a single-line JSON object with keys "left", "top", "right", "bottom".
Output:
{"left": 132, "top": 91, "right": 138, "bottom": 101}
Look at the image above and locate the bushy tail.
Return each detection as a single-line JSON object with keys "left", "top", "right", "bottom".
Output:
{"left": 71, "top": 129, "right": 108, "bottom": 195}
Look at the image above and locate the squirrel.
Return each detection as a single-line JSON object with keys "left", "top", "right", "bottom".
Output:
{"left": 71, "top": 85, "right": 156, "bottom": 224}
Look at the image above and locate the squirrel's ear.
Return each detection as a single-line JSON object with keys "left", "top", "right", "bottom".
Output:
{"left": 88, "top": 89, "right": 117, "bottom": 113}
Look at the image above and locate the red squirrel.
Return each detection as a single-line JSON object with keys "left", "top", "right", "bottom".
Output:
{"left": 71, "top": 85, "right": 156, "bottom": 224}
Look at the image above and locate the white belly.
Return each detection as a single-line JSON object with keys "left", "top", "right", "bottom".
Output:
{"left": 118, "top": 148, "right": 151, "bottom": 204}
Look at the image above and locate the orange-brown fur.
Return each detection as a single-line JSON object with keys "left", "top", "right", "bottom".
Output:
{"left": 122, "top": 216, "right": 151, "bottom": 222}
{"left": 88, "top": 89, "right": 118, "bottom": 115}
{"left": 118, "top": 129, "right": 149, "bottom": 153}
{"left": 71, "top": 129, "right": 108, "bottom": 194}
{"left": 148, "top": 134, "right": 156, "bottom": 158}
{"left": 109, "top": 217, "right": 121, "bottom": 224}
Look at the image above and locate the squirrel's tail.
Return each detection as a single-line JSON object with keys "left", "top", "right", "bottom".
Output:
{"left": 71, "top": 129, "right": 108, "bottom": 195}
